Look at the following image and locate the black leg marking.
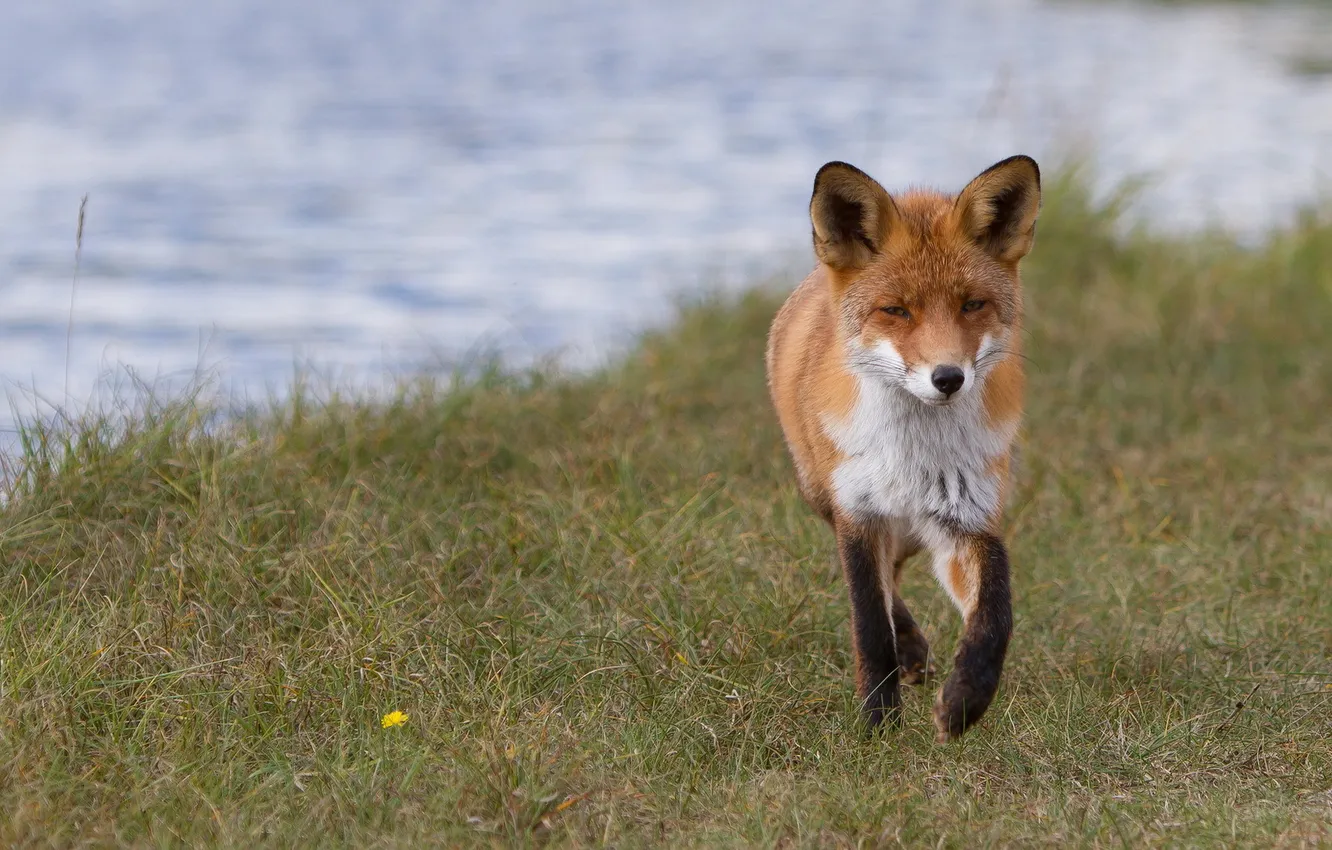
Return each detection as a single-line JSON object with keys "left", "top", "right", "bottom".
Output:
{"left": 934, "top": 534, "right": 1012, "bottom": 741}
{"left": 891, "top": 593, "right": 933, "bottom": 685}
{"left": 837, "top": 526, "right": 901, "bottom": 730}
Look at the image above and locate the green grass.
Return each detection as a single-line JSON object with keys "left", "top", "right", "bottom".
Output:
{"left": 1, "top": 173, "right": 1331, "bottom": 847}
{"left": 1289, "top": 53, "right": 1332, "bottom": 77}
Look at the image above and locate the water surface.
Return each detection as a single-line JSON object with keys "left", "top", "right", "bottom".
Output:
{"left": 1, "top": 0, "right": 1330, "bottom": 426}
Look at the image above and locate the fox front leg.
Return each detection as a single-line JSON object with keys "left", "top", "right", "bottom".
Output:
{"left": 930, "top": 532, "right": 1013, "bottom": 741}
{"left": 835, "top": 521, "right": 902, "bottom": 730}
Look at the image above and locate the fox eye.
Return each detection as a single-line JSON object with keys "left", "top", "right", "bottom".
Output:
{"left": 880, "top": 306, "right": 911, "bottom": 319}
{"left": 961, "top": 299, "right": 987, "bottom": 313}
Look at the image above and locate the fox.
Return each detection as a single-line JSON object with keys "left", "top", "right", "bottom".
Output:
{"left": 765, "top": 155, "right": 1040, "bottom": 741}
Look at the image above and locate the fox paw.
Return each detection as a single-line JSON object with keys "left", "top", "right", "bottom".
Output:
{"left": 896, "top": 630, "right": 934, "bottom": 686}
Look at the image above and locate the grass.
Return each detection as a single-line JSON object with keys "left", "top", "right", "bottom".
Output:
{"left": 1288, "top": 53, "right": 1332, "bottom": 77}
{"left": 1, "top": 172, "right": 1331, "bottom": 847}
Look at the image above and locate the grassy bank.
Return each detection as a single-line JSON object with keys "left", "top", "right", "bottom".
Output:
{"left": 1, "top": 174, "right": 1331, "bottom": 847}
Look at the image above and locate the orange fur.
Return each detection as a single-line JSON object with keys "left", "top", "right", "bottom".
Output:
{"left": 765, "top": 156, "right": 1042, "bottom": 741}
{"left": 766, "top": 168, "right": 1031, "bottom": 520}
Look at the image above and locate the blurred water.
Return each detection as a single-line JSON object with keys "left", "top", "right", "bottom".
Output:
{"left": 1, "top": 0, "right": 1331, "bottom": 427}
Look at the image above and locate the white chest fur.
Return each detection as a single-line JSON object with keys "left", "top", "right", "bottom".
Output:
{"left": 823, "top": 375, "right": 1016, "bottom": 535}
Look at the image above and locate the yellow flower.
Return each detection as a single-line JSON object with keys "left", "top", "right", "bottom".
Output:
{"left": 381, "top": 710, "right": 409, "bottom": 729}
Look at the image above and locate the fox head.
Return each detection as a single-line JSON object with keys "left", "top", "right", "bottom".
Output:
{"left": 810, "top": 156, "right": 1040, "bottom": 406}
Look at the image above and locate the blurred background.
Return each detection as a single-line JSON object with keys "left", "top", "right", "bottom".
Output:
{"left": 1, "top": 0, "right": 1331, "bottom": 431}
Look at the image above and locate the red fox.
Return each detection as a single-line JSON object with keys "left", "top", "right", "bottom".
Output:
{"left": 766, "top": 156, "right": 1040, "bottom": 741}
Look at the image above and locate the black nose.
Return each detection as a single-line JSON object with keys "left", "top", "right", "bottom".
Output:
{"left": 931, "top": 365, "right": 965, "bottom": 396}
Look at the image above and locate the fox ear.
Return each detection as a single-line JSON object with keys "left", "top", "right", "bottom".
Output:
{"left": 810, "top": 162, "right": 897, "bottom": 271}
{"left": 954, "top": 155, "right": 1041, "bottom": 263}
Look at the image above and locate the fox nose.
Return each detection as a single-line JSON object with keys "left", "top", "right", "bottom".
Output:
{"left": 931, "top": 365, "right": 965, "bottom": 397}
